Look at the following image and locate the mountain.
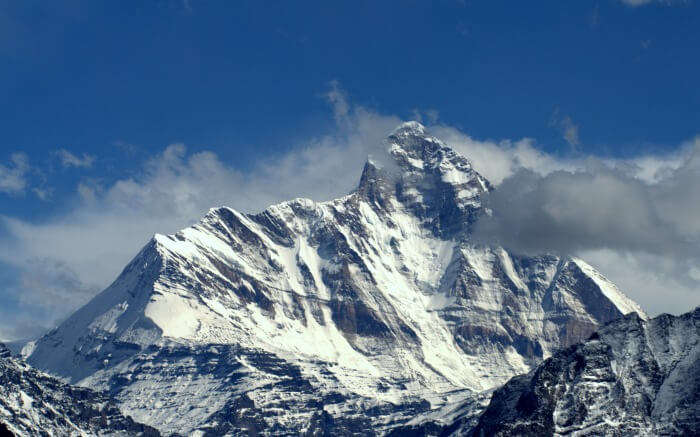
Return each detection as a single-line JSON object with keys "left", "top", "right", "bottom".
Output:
{"left": 26, "top": 122, "right": 645, "bottom": 435}
{"left": 0, "top": 342, "right": 159, "bottom": 436}
{"left": 469, "top": 307, "right": 700, "bottom": 436}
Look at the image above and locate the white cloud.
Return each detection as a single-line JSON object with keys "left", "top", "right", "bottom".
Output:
{"left": 0, "top": 152, "right": 29, "bottom": 195}
{"left": 472, "top": 136, "right": 700, "bottom": 315}
{"left": 56, "top": 148, "right": 95, "bottom": 168}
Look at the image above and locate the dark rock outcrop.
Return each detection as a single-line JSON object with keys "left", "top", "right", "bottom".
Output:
{"left": 0, "top": 342, "right": 159, "bottom": 436}
{"left": 470, "top": 308, "right": 700, "bottom": 436}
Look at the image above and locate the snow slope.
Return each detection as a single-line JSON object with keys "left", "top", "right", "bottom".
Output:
{"left": 27, "top": 122, "right": 646, "bottom": 435}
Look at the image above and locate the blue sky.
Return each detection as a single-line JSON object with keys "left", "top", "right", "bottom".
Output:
{"left": 1, "top": 0, "right": 699, "bottom": 340}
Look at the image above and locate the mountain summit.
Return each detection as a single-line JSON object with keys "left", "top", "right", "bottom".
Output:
{"left": 358, "top": 121, "right": 491, "bottom": 237}
{"left": 27, "top": 122, "right": 644, "bottom": 435}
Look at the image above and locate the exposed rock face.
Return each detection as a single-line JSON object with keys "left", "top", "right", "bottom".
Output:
{"left": 0, "top": 343, "right": 9, "bottom": 359}
{"left": 0, "top": 343, "right": 159, "bottom": 436}
{"left": 470, "top": 307, "right": 700, "bottom": 436}
{"left": 27, "top": 122, "right": 644, "bottom": 435}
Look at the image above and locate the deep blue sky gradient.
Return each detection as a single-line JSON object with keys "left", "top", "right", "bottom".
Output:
{"left": 2, "top": 1, "right": 699, "bottom": 219}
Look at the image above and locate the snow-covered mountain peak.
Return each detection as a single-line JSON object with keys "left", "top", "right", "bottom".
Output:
{"left": 392, "top": 120, "right": 427, "bottom": 136}
{"left": 387, "top": 121, "right": 445, "bottom": 156}
{"left": 368, "top": 121, "right": 485, "bottom": 185}
{"left": 26, "top": 122, "right": 650, "bottom": 435}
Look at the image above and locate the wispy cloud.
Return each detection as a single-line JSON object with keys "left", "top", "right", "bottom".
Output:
{"left": 561, "top": 116, "right": 580, "bottom": 148}
{"left": 0, "top": 152, "right": 29, "bottom": 195}
{"left": 550, "top": 107, "right": 580, "bottom": 149}
{"left": 411, "top": 108, "right": 440, "bottom": 124}
{"left": 324, "top": 79, "right": 351, "bottom": 125}
{"left": 56, "top": 148, "right": 96, "bottom": 168}
{"left": 32, "top": 187, "right": 52, "bottom": 201}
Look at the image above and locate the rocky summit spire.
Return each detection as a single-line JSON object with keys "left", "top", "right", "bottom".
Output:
{"left": 357, "top": 121, "right": 491, "bottom": 237}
